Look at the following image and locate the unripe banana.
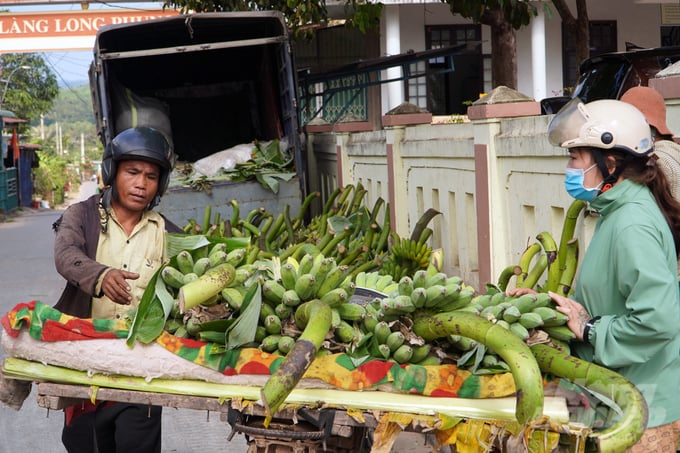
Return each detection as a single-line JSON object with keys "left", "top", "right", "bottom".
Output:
{"left": 502, "top": 305, "right": 522, "bottom": 323}
{"left": 209, "top": 242, "right": 227, "bottom": 257}
{"left": 398, "top": 276, "right": 414, "bottom": 296}
{"left": 221, "top": 287, "right": 244, "bottom": 311}
{"left": 261, "top": 334, "right": 282, "bottom": 352}
{"left": 295, "top": 273, "right": 317, "bottom": 300}
{"left": 176, "top": 250, "right": 194, "bottom": 275}
{"left": 336, "top": 302, "right": 365, "bottom": 321}
{"left": 424, "top": 285, "right": 447, "bottom": 308}
{"left": 376, "top": 274, "right": 395, "bottom": 292}
{"left": 225, "top": 248, "right": 246, "bottom": 267}
{"left": 426, "top": 272, "right": 448, "bottom": 288}
{"left": 392, "top": 344, "right": 413, "bottom": 364}
{"left": 275, "top": 303, "right": 292, "bottom": 320}
{"left": 374, "top": 321, "right": 392, "bottom": 344}
{"left": 264, "top": 314, "right": 282, "bottom": 334}
{"left": 320, "top": 288, "right": 349, "bottom": 308}
{"left": 409, "top": 344, "right": 431, "bottom": 364}
{"left": 335, "top": 320, "right": 357, "bottom": 343}
{"left": 378, "top": 343, "right": 391, "bottom": 360}
{"left": 412, "top": 270, "right": 428, "bottom": 288}
{"left": 316, "top": 264, "right": 348, "bottom": 298}
{"left": 282, "top": 289, "right": 301, "bottom": 307}
{"left": 385, "top": 331, "right": 405, "bottom": 352}
{"left": 277, "top": 336, "right": 296, "bottom": 355}
{"left": 298, "top": 253, "right": 316, "bottom": 275}
{"left": 161, "top": 266, "right": 185, "bottom": 289}
{"left": 209, "top": 250, "right": 227, "bottom": 268}
{"left": 263, "top": 280, "right": 286, "bottom": 305}
{"left": 518, "top": 312, "right": 544, "bottom": 329}
{"left": 182, "top": 272, "right": 199, "bottom": 285}
{"left": 410, "top": 287, "right": 428, "bottom": 308}
{"left": 192, "top": 257, "right": 212, "bottom": 277}
{"left": 280, "top": 262, "right": 298, "bottom": 291}
{"left": 362, "top": 311, "right": 379, "bottom": 333}
{"left": 509, "top": 322, "right": 530, "bottom": 341}
{"left": 542, "top": 325, "right": 576, "bottom": 341}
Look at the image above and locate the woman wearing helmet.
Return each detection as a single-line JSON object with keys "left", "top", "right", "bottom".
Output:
{"left": 532, "top": 98, "right": 680, "bottom": 450}
{"left": 52, "top": 126, "right": 182, "bottom": 453}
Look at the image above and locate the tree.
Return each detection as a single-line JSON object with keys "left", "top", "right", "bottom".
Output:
{"left": 0, "top": 53, "right": 59, "bottom": 127}
{"left": 162, "top": 0, "right": 382, "bottom": 37}
{"left": 440, "top": 1, "right": 544, "bottom": 89}
{"left": 552, "top": 0, "right": 589, "bottom": 87}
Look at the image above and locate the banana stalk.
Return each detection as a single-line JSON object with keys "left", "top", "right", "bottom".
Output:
{"left": 412, "top": 311, "right": 544, "bottom": 424}
{"left": 178, "top": 263, "right": 236, "bottom": 313}
{"left": 537, "top": 232, "right": 559, "bottom": 292}
{"left": 556, "top": 200, "right": 586, "bottom": 274}
{"left": 556, "top": 238, "right": 579, "bottom": 296}
{"left": 409, "top": 208, "right": 441, "bottom": 243}
{"left": 260, "top": 299, "right": 332, "bottom": 426}
{"left": 497, "top": 265, "right": 522, "bottom": 291}
{"left": 520, "top": 253, "right": 548, "bottom": 290}
{"left": 531, "top": 343, "right": 648, "bottom": 453}
{"left": 517, "top": 242, "right": 542, "bottom": 287}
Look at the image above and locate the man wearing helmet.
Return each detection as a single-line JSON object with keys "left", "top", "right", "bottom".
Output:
{"left": 511, "top": 98, "right": 680, "bottom": 451}
{"left": 52, "top": 126, "right": 183, "bottom": 453}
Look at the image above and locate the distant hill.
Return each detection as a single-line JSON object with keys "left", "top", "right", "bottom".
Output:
{"left": 46, "top": 83, "right": 95, "bottom": 125}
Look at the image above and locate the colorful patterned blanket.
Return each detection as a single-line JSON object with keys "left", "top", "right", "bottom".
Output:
{"left": 1, "top": 301, "right": 517, "bottom": 398}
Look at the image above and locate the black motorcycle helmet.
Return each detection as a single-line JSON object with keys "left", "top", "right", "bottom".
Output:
{"left": 101, "top": 127, "right": 175, "bottom": 209}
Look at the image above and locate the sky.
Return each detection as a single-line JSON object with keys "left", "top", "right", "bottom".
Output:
{"left": 5, "top": 2, "right": 166, "bottom": 87}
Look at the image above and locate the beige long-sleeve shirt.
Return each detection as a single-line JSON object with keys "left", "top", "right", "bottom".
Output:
{"left": 92, "top": 209, "right": 166, "bottom": 319}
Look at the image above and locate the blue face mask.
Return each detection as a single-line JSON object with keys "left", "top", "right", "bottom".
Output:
{"left": 564, "top": 164, "right": 601, "bottom": 202}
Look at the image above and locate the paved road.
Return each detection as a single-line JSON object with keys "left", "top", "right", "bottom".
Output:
{"left": 0, "top": 181, "right": 248, "bottom": 453}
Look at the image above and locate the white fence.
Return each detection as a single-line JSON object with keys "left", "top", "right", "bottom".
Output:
{"left": 304, "top": 107, "right": 599, "bottom": 291}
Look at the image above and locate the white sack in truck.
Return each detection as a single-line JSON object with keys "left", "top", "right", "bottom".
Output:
{"left": 190, "top": 141, "right": 279, "bottom": 177}
{"left": 112, "top": 78, "right": 174, "bottom": 149}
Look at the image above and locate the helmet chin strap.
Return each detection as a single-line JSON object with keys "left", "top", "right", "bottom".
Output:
{"left": 591, "top": 149, "right": 634, "bottom": 193}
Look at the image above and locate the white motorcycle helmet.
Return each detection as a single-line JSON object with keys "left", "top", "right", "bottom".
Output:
{"left": 548, "top": 98, "right": 653, "bottom": 189}
{"left": 548, "top": 97, "right": 653, "bottom": 156}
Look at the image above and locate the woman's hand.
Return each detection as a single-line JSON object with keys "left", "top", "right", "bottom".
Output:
{"left": 505, "top": 287, "right": 537, "bottom": 297}
{"left": 102, "top": 269, "right": 140, "bottom": 305}
{"left": 548, "top": 291, "right": 590, "bottom": 342}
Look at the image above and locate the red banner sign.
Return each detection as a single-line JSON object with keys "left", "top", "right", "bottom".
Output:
{"left": 0, "top": 10, "right": 179, "bottom": 38}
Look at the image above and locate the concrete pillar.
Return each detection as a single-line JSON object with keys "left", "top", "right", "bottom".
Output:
{"left": 531, "top": 9, "right": 547, "bottom": 102}
{"left": 384, "top": 5, "right": 404, "bottom": 113}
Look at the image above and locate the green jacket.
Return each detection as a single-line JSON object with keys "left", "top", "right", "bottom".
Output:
{"left": 571, "top": 179, "right": 680, "bottom": 428}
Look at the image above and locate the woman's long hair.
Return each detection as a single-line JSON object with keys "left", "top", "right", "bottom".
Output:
{"left": 613, "top": 151, "right": 680, "bottom": 256}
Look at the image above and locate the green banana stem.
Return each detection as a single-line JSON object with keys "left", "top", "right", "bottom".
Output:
{"left": 557, "top": 200, "right": 586, "bottom": 274}
{"left": 531, "top": 343, "right": 648, "bottom": 453}
{"left": 335, "top": 184, "right": 355, "bottom": 214}
{"left": 517, "top": 242, "right": 541, "bottom": 287}
{"left": 412, "top": 311, "right": 544, "bottom": 424}
{"left": 409, "top": 208, "right": 441, "bottom": 242}
{"left": 202, "top": 205, "right": 212, "bottom": 235}
{"left": 261, "top": 299, "right": 332, "bottom": 425}
{"left": 537, "top": 231, "right": 559, "bottom": 292}
{"left": 374, "top": 202, "right": 391, "bottom": 252}
{"left": 230, "top": 199, "right": 240, "bottom": 228}
{"left": 520, "top": 253, "right": 548, "bottom": 290}
{"left": 322, "top": 187, "right": 342, "bottom": 216}
{"left": 345, "top": 183, "right": 366, "bottom": 217}
{"left": 294, "top": 191, "right": 320, "bottom": 229}
{"left": 556, "top": 238, "right": 579, "bottom": 296}
{"left": 369, "top": 197, "right": 385, "bottom": 224}
{"left": 497, "top": 265, "right": 522, "bottom": 292}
